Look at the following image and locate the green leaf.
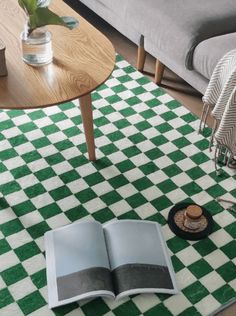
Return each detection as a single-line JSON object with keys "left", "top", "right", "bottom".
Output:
{"left": 18, "top": 0, "right": 37, "bottom": 14}
{"left": 61, "top": 16, "right": 79, "bottom": 30}
{"left": 29, "top": 7, "right": 68, "bottom": 31}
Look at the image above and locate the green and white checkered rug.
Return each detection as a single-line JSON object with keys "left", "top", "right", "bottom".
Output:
{"left": 0, "top": 55, "right": 235, "bottom": 316}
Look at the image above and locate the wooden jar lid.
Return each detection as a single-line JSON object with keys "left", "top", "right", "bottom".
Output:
{"left": 186, "top": 205, "right": 202, "bottom": 219}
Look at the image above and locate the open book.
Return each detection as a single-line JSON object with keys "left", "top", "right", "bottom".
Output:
{"left": 45, "top": 220, "right": 178, "bottom": 308}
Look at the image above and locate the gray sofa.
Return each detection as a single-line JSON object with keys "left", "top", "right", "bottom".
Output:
{"left": 77, "top": 0, "right": 236, "bottom": 94}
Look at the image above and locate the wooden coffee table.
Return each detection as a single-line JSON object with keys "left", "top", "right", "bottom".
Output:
{"left": 0, "top": 0, "right": 115, "bottom": 161}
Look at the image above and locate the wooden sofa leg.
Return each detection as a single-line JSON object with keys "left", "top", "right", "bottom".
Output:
{"left": 137, "top": 46, "right": 146, "bottom": 72}
{"left": 154, "top": 59, "right": 165, "bottom": 84}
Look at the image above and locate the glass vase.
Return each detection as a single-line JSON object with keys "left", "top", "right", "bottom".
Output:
{"left": 20, "top": 26, "right": 53, "bottom": 67}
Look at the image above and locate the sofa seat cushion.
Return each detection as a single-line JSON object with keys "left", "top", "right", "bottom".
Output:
{"left": 193, "top": 33, "right": 236, "bottom": 80}
{"left": 79, "top": 0, "right": 142, "bottom": 45}
{"left": 80, "top": 0, "right": 129, "bottom": 16}
{"left": 126, "top": 0, "right": 236, "bottom": 70}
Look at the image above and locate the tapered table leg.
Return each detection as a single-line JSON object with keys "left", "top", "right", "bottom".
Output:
{"left": 79, "top": 93, "right": 96, "bottom": 161}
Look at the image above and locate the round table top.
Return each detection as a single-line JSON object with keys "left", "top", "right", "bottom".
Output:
{"left": 0, "top": 0, "right": 115, "bottom": 109}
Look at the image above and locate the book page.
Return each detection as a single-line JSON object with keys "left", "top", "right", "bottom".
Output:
{"left": 103, "top": 220, "right": 178, "bottom": 299}
{"left": 45, "top": 221, "right": 115, "bottom": 308}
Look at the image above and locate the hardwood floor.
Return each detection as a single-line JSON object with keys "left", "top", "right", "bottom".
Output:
{"left": 66, "top": 2, "right": 235, "bottom": 315}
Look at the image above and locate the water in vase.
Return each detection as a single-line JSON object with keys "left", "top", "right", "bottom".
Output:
{"left": 21, "top": 28, "right": 53, "bottom": 67}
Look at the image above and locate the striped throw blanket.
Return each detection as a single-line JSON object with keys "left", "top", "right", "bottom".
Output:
{"left": 201, "top": 49, "right": 236, "bottom": 170}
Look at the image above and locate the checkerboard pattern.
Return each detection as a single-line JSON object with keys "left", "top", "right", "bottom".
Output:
{"left": 0, "top": 55, "right": 235, "bottom": 316}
